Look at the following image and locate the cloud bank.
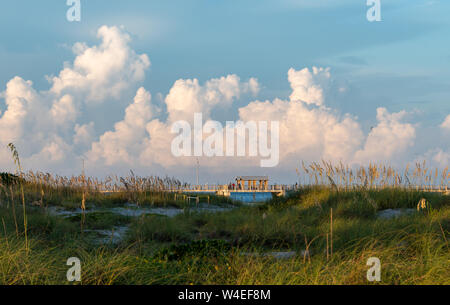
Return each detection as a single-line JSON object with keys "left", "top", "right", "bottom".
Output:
{"left": 0, "top": 25, "right": 447, "bottom": 181}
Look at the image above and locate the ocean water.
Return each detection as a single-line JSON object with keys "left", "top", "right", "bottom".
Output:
{"left": 229, "top": 192, "right": 273, "bottom": 203}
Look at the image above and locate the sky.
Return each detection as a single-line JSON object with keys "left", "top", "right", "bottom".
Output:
{"left": 0, "top": 0, "right": 449, "bottom": 184}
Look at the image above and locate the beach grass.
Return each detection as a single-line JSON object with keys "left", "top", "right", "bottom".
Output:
{"left": 0, "top": 180, "right": 448, "bottom": 285}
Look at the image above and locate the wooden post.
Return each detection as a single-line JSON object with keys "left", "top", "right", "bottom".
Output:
{"left": 326, "top": 233, "right": 329, "bottom": 261}
{"left": 330, "top": 208, "right": 333, "bottom": 257}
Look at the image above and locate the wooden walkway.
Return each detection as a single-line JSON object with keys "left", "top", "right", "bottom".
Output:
{"left": 99, "top": 185, "right": 449, "bottom": 197}
{"left": 164, "top": 186, "right": 287, "bottom": 197}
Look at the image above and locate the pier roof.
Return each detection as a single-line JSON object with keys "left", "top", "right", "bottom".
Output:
{"left": 235, "top": 176, "right": 269, "bottom": 181}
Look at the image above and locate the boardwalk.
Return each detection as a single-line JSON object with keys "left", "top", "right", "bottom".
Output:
{"left": 164, "top": 184, "right": 287, "bottom": 197}
{"left": 99, "top": 185, "right": 449, "bottom": 197}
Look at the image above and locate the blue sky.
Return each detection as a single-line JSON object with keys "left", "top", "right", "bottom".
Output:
{"left": 1, "top": 1, "right": 449, "bottom": 119}
{"left": 0, "top": 1, "right": 449, "bottom": 183}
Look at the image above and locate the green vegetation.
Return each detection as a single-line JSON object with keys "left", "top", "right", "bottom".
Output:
{"left": 0, "top": 147, "right": 448, "bottom": 284}
{"left": 0, "top": 173, "right": 22, "bottom": 186}
{"left": 0, "top": 172, "right": 234, "bottom": 210}
{"left": 0, "top": 183, "right": 448, "bottom": 285}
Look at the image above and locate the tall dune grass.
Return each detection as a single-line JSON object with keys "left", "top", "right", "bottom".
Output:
{"left": 0, "top": 150, "right": 448, "bottom": 285}
{"left": 297, "top": 160, "right": 449, "bottom": 191}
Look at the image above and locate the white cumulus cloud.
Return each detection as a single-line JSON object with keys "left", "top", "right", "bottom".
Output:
{"left": 0, "top": 25, "right": 447, "bottom": 180}
{"left": 88, "top": 87, "right": 154, "bottom": 166}
{"left": 0, "top": 26, "right": 151, "bottom": 173}
{"left": 441, "top": 114, "right": 450, "bottom": 131}
{"left": 354, "top": 108, "right": 416, "bottom": 163}
{"left": 288, "top": 67, "right": 330, "bottom": 106}
{"left": 165, "top": 75, "right": 259, "bottom": 123}
{"left": 49, "top": 25, "right": 150, "bottom": 103}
